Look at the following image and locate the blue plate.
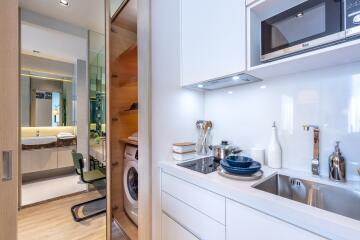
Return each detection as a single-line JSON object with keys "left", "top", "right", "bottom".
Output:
{"left": 220, "top": 159, "right": 261, "bottom": 175}
{"left": 224, "top": 156, "right": 253, "bottom": 168}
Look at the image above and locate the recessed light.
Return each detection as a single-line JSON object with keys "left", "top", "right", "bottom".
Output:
{"left": 197, "top": 84, "right": 204, "bottom": 88}
{"left": 296, "top": 12, "right": 304, "bottom": 18}
{"left": 60, "top": 0, "right": 69, "bottom": 6}
{"left": 227, "top": 91, "right": 233, "bottom": 94}
{"left": 260, "top": 85, "right": 266, "bottom": 89}
{"left": 232, "top": 76, "right": 240, "bottom": 80}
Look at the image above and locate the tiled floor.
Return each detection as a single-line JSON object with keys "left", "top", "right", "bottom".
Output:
{"left": 21, "top": 174, "right": 87, "bottom": 206}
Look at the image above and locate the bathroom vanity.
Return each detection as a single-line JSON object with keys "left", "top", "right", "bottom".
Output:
{"left": 21, "top": 128, "right": 77, "bottom": 174}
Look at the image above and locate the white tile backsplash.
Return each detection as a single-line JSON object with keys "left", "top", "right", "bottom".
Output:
{"left": 204, "top": 62, "right": 360, "bottom": 180}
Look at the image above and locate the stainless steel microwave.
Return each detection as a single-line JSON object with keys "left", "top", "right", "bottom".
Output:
{"left": 261, "top": 0, "right": 360, "bottom": 62}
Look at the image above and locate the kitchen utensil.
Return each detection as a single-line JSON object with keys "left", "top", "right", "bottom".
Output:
{"left": 220, "top": 159, "right": 261, "bottom": 175}
{"left": 209, "top": 141, "right": 241, "bottom": 160}
{"left": 218, "top": 167, "right": 263, "bottom": 181}
{"left": 225, "top": 155, "right": 253, "bottom": 168}
{"left": 196, "top": 120, "right": 213, "bottom": 155}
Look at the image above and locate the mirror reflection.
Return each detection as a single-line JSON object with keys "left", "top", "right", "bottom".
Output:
{"left": 21, "top": 54, "right": 75, "bottom": 127}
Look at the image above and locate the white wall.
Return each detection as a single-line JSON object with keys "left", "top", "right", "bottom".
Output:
{"left": 151, "top": 0, "right": 204, "bottom": 239}
{"left": 204, "top": 62, "right": 360, "bottom": 181}
{"left": 75, "top": 60, "right": 89, "bottom": 162}
{"left": 21, "top": 22, "right": 87, "bottom": 63}
{"left": 21, "top": 75, "right": 30, "bottom": 126}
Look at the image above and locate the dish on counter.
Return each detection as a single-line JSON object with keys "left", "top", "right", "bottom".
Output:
{"left": 220, "top": 159, "right": 261, "bottom": 175}
{"left": 225, "top": 155, "right": 253, "bottom": 168}
{"left": 218, "top": 166, "right": 263, "bottom": 180}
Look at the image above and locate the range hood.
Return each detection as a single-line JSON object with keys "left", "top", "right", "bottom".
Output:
{"left": 186, "top": 73, "right": 262, "bottom": 90}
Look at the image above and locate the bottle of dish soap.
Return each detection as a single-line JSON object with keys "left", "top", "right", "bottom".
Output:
{"left": 268, "top": 121, "right": 282, "bottom": 168}
{"left": 329, "top": 141, "right": 346, "bottom": 182}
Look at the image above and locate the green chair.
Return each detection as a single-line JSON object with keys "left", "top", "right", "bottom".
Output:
{"left": 71, "top": 151, "right": 106, "bottom": 222}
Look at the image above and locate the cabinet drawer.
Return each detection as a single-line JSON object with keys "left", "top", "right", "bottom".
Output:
{"left": 226, "top": 199, "right": 326, "bottom": 240}
{"left": 162, "top": 192, "right": 225, "bottom": 240}
{"left": 162, "top": 172, "right": 225, "bottom": 224}
{"left": 162, "top": 213, "right": 198, "bottom": 240}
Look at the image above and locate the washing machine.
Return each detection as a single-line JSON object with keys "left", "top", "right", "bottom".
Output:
{"left": 123, "top": 144, "right": 138, "bottom": 226}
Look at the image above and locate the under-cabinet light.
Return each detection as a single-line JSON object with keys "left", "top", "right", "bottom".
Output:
{"left": 60, "top": 0, "right": 69, "bottom": 6}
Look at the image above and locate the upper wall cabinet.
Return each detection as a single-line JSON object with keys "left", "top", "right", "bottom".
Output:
{"left": 180, "top": 0, "right": 246, "bottom": 87}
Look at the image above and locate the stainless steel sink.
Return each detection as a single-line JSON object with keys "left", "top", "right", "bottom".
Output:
{"left": 253, "top": 174, "right": 360, "bottom": 221}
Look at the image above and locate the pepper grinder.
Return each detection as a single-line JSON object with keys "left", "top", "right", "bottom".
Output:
{"left": 329, "top": 141, "right": 346, "bottom": 182}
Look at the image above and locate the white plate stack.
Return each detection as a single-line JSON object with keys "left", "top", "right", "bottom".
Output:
{"left": 172, "top": 142, "right": 196, "bottom": 161}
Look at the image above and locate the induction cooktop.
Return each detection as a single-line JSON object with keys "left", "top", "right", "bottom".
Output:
{"left": 177, "top": 156, "right": 220, "bottom": 174}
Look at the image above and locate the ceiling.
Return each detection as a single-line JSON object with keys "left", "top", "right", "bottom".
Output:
{"left": 113, "top": 0, "right": 137, "bottom": 33}
{"left": 19, "top": 0, "right": 105, "bottom": 33}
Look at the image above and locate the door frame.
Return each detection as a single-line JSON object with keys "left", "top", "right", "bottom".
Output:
{"left": 105, "top": 0, "right": 152, "bottom": 239}
{"left": 0, "top": 1, "right": 20, "bottom": 240}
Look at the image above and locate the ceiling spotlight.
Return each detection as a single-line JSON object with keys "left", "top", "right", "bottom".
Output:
{"left": 232, "top": 76, "right": 240, "bottom": 80}
{"left": 296, "top": 12, "right": 304, "bottom": 18}
{"left": 197, "top": 84, "right": 204, "bottom": 88}
{"left": 227, "top": 91, "right": 233, "bottom": 94}
{"left": 260, "top": 85, "right": 267, "bottom": 89}
{"left": 60, "top": 0, "right": 69, "bottom": 6}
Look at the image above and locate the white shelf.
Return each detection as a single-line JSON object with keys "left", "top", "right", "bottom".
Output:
{"left": 247, "top": 38, "right": 360, "bottom": 79}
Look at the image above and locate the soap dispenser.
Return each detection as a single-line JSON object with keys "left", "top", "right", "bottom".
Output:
{"left": 267, "top": 121, "right": 282, "bottom": 169}
{"left": 329, "top": 141, "right": 346, "bottom": 182}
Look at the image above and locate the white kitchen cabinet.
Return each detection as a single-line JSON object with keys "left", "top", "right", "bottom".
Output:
{"left": 162, "top": 192, "right": 225, "bottom": 240}
{"left": 180, "top": 0, "right": 246, "bottom": 86}
{"left": 226, "top": 199, "right": 326, "bottom": 240}
{"left": 162, "top": 213, "right": 198, "bottom": 240}
{"left": 162, "top": 172, "right": 225, "bottom": 224}
{"left": 57, "top": 146, "right": 76, "bottom": 168}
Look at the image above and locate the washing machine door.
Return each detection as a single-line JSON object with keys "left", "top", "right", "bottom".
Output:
{"left": 123, "top": 159, "right": 138, "bottom": 205}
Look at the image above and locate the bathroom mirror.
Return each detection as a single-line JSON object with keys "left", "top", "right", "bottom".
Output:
{"left": 20, "top": 54, "right": 75, "bottom": 127}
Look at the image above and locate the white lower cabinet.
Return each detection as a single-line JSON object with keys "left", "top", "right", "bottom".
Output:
{"left": 21, "top": 148, "right": 58, "bottom": 173}
{"left": 162, "top": 213, "right": 198, "bottom": 240}
{"left": 57, "top": 146, "right": 76, "bottom": 168}
{"left": 226, "top": 199, "right": 326, "bottom": 240}
{"left": 162, "top": 192, "right": 226, "bottom": 240}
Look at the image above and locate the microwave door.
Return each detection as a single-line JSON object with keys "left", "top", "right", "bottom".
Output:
{"left": 261, "top": 0, "right": 344, "bottom": 62}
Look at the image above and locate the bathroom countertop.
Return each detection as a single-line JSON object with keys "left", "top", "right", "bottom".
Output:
{"left": 159, "top": 159, "right": 360, "bottom": 240}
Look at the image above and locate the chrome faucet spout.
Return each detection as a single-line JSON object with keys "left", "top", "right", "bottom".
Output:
{"left": 303, "top": 124, "right": 320, "bottom": 176}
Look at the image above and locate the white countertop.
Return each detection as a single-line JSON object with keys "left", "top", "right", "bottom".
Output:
{"left": 159, "top": 159, "right": 360, "bottom": 240}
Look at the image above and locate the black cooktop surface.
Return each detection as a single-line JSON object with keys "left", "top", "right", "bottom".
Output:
{"left": 177, "top": 156, "right": 220, "bottom": 174}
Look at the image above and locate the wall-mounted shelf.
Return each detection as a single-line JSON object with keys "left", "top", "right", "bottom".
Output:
{"left": 119, "top": 138, "right": 138, "bottom": 146}
{"left": 119, "top": 109, "right": 138, "bottom": 115}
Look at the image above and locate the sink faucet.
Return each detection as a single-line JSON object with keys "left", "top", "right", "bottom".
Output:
{"left": 36, "top": 130, "right": 40, "bottom": 137}
{"left": 303, "top": 125, "right": 320, "bottom": 176}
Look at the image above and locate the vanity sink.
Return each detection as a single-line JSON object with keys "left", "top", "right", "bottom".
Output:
{"left": 253, "top": 174, "right": 360, "bottom": 221}
{"left": 22, "top": 136, "right": 58, "bottom": 145}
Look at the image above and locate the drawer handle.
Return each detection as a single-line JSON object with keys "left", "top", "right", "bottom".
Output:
{"left": 2, "top": 151, "right": 12, "bottom": 181}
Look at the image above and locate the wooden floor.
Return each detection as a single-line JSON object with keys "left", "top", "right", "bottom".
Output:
{"left": 18, "top": 191, "right": 106, "bottom": 240}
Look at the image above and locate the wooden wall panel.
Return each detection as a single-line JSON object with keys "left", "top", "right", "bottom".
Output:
{"left": 110, "top": 41, "right": 138, "bottom": 235}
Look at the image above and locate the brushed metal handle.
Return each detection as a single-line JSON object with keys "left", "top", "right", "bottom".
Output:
{"left": 2, "top": 151, "right": 12, "bottom": 181}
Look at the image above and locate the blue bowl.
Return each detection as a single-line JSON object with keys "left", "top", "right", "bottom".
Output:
{"left": 220, "top": 159, "right": 261, "bottom": 175}
{"left": 225, "top": 156, "right": 254, "bottom": 168}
